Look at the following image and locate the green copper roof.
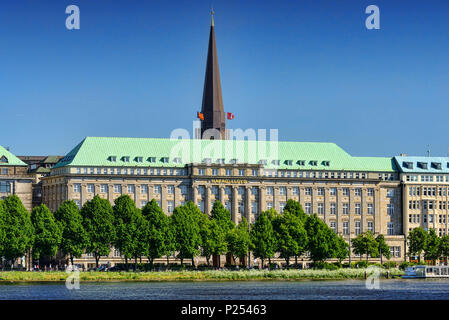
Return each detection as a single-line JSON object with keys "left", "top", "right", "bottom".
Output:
{"left": 0, "top": 145, "right": 27, "bottom": 166}
{"left": 53, "top": 137, "right": 396, "bottom": 172}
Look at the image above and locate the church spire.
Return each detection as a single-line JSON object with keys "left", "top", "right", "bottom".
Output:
{"left": 200, "top": 10, "right": 226, "bottom": 139}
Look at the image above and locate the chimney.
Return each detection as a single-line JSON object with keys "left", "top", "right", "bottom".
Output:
{"left": 399, "top": 153, "right": 407, "bottom": 157}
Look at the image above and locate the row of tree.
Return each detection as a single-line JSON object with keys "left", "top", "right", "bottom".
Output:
{"left": 0, "top": 195, "right": 394, "bottom": 269}
{"left": 407, "top": 227, "right": 449, "bottom": 262}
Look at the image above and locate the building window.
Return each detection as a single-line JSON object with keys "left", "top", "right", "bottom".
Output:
{"left": 342, "top": 188, "right": 349, "bottom": 196}
{"left": 154, "top": 185, "right": 161, "bottom": 194}
{"left": 87, "top": 184, "right": 95, "bottom": 193}
{"left": 199, "top": 201, "right": 205, "bottom": 213}
{"left": 74, "top": 200, "right": 81, "bottom": 209}
{"left": 387, "top": 222, "right": 394, "bottom": 235}
{"left": 198, "top": 169, "right": 205, "bottom": 176}
{"left": 167, "top": 201, "right": 174, "bottom": 213}
{"left": 238, "top": 201, "right": 245, "bottom": 214}
{"left": 238, "top": 186, "right": 245, "bottom": 196}
{"left": 355, "top": 188, "right": 362, "bottom": 196}
{"left": 330, "top": 188, "right": 337, "bottom": 196}
{"left": 114, "top": 184, "right": 122, "bottom": 193}
{"left": 239, "top": 169, "right": 245, "bottom": 176}
{"left": 280, "top": 202, "right": 286, "bottom": 213}
{"left": 141, "top": 185, "right": 148, "bottom": 194}
{"left": 225, "top": 201, "right": 231, "bottom": 211}
{"left": 251, "top": 202, "right": 258, "bottom": 215}
{"left": 252, "top": 169, "right": 258, "bottom": 177}
{"left": 212, "top": 168, "right": 218, "bottom": 176}
{"left": 73, "top": 184, "right": 81, "bottom": 193}
{"left": 330, "top": 203, "right": 336, "bottom": 215}
{"left": 266, "top": 187, "right": 274, "bottom": 195}
{"left": 141, "top": 200, "right": 147, "bottom": 208}
{"left": 342, "top": 203, "right": 349, "bottom": 215}
{"left": 387, "top": 189, "right": 395, "bottom": 198}
{"left": 355, "top": 221, "right": 361, "bottom": 235}
{"left": 167, "top": 185, "right": 174, "bottom": 194}
{"left": 387, "top": 204, "right": 394, "bottom": 216}
{"left": 330, "top": 221, "right": 337, "bottom": 233}
{"left": 251, "top": 187, "right": 259, "bottom": 196}
{"left": 211, "top": 186, "right": 219, "bottom": 196}
{"left": 305, "top": 188, "right": 312, "bottom": 196}
{"left": 368, "top": 188, "right": 375, "bottom": 196}
{"left": 225, "top": 187, "right": 232, "bottom": 196}
{"left": 317, "top": 188, "right": 324, "bottom": 196}
{"left": 367, "top": 203, "right": 374, "bottom": 215}
{"left": 279, "top": 187, "right": 286, "bottom": 196}
{"left": 197, "top": 186, "right": 205, "bottom": 196}
{"left": 100, "top": 184, "right": 108, "bottom": 193}
{"left": 317, "top": 203, "right": 324, "bottom": 215}
{"left": 368, "top": 221, "right": 374, "bottom": 232}
{"left": 305, "top": 203, "right": 312, "bottom": 214}
{"left": 292, "top": 187, "right": 299, "bottom": 195}
{"left": 355, "top": 203, "right": 361, "bottom": 215}
{"left": 343, "top": 222, "right": 349, "bottom": 235}
{"left": 0, "top": 181, "right": 11, "bottom": 193}
{"left": 128, "top": 185, "right": 135, "bottom": 194}
{"left": 225, "top": 169, "right": 232, "bottom": 176}
{"left": 180, "top": 185, "right": 188, "bottom": 196}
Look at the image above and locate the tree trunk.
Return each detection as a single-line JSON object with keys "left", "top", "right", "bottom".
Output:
{"left": 134, "top": 257, "right": 138, "bottom": 271}
{"left": 295, "top": 255, "right": 298, "bottom": 267}
{"left": 180, "top": 258, "right": 184, "bottom": 266}
{"left": 95, "top": 254, "right": 100, "bottom": 268}
{"left": 125, "top": 257, "right": 128, "bottom": 270}
{"left": 166, "top": 255, "right": 169, "bottom": 267}
{"left": 70, "top": 254, "right": 74, "bottom": 267}
{"left": 191, "top": 257, "right": 195, "bottom": 268}
{"left": 206, "top": 256, "right": 210, "bottom": 266}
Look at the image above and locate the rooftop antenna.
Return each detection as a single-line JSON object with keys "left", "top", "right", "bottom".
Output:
{"left": 426, "top": 145, "right": 430, "bottom": 157}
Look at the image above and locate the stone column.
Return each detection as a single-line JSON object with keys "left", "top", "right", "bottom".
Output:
{"left": 245, "top": 186, "right": 251, "bottom": 223}
{"left": 161, "top": 184, "right": 167, "bottom": 213}
{"left": 205, "top": 186, "right": 212, "bottom": 216}
{"left": 192, "top": 185, "right": 198, "bottom": 206}
{"left": 108, "top": 183, "right": 114, "bottom": 205}
{"left": 232, "top": 186, "right": 238, "bottom": 224}
{"left": 259, "top": 186, "right": 266, "bottom": 213}
{"left": 81, "top": 184, "right": 87, "bottom": 207}
{"left": 219, "top": 186, "right": 225, "bottom": 204}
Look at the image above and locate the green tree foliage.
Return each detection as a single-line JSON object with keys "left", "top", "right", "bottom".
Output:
{"left": 142, "top": 199, "right": 172, "bottom": 268}
{"left": 283, "top": 199, "right": 307, "bottom": 222}
{"left": 305, "top": 214, "right": 336, "bottom": 264}
{"left": 351, "top": 231, "right": 378, "bottom": 262}
{"left": 171, "top": 201, "right": 201, "bottom": 265}
{"left": 200, "top": 218, "right": 227, "bottom": 266}
{"left": 31, "top": 204, "right": 62, "bottom": 262}
{"left": 130, "top": 211, "right": 150, "bottom": 269}
{"left": 0, "top": 200, "right": 6, "bottom": 254}
{"left": 408, "top": 227, "right": 428, "bottom": 262}
{"left": 2, "top": 195, "right": 34, "bottom": 264}
{"left": 81, "top": 195, "right": 115, "bottom": 268}
{"left": 54, "top": 200, "right": 88, "bottom": 265}
{"left": 375, "top": 234, "right": 391, "bottom": 264}
{"left": 439, "top": 235, "right": 449, "bottom": 261}
{"left": 210, "top": 200, "right": 234, "bottom": 266}
{"left": 333, "top": 234, "right": 350, "bottom": 264}
{"left": 424, "top": 228, "right": 441, "bottom": 261}
{"left": 227, "top": 217, "right": 252, "bottom": 264}
{"left": 251, "top": 209, "right": 276, "bottom": 266}
{"left": 272, "top": 210, "right": 307, "bottom": 267}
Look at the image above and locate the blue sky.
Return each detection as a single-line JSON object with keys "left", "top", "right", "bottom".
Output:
{"left": 1, "top": 0, "right": 448, "bottom": 157}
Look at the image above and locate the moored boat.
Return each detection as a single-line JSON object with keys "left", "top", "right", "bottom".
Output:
{"left": 402, "top": 265, "right": 449, "bottom": 278}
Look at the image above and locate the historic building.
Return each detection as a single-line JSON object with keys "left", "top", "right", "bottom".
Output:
{"left": 39, "top": 14, "right": 409, "bottom": 267}
{"left": 0, "top": 145, "right": 33, "bottom": 211}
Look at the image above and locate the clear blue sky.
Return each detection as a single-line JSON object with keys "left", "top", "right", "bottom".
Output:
{"left": 1, "top": 0, "right": 448, "bottom": 157}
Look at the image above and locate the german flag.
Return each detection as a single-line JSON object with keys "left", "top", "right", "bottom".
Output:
{"left": 197, "top": 112, "right": 204, "bottom": 120}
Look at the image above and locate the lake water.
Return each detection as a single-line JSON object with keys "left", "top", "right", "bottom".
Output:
{"left": 1, "top": 279, "right": 449, "bottom": 300}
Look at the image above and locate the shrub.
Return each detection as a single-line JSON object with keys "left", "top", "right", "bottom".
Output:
{"left": 351, "top": 261, "right": 368, "bottom": 268}
{"left": 382, "top": 261, "right": 396, "bottom": 269}
{"left": 313, "top": 262, "right": 339, "bottom": 270}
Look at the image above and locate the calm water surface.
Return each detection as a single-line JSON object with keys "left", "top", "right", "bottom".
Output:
{"left": 0, "top": 279, "right": 449, "bottom": 300}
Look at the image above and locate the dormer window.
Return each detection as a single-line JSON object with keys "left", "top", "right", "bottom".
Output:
{"left": 271, "top": 160, "right": 280, "bottom": 166}
{"left": 121, "top": 156, "right": 130, "bottom": 162}
{"left": 230, "top": 158, "right": 238, "bottom": 164}
{"left": 203, "top": 158, "right": 212, "bottom": 164}
{"left": 310, "top": 160, "right": 318, "bottom": 166}
{"left": 173, "top": 157, "right": 182, "bottom": 164}
{"left": 259, "top": 159, "right": 268, "bottom": 165}
{"left": 297, "top": 160, "right": 305, "bottom": 166}
{"left": 161, "top": 157, "right": 169, "bottom": 163}
{"left": 403, "top": 162, "right": 413, "bottom": 169}
{"left": 0, "top": 156, "right": 8, "bottom": 163}
{"left": 418, "top": 162, "right": 428, "bottom": 169}
{"left": 431, "top": 162, "right": 442, "bottom": 170}
{"left": 147, "top": 157, "right": 156, "bottom": 163}
{"left": 284, "top": 160, "right": 293, "bottom": 166}
{"left": 216, "top": 158, "right": 225, "bottom": 164}
{"left": 322, "top": 161, "right": 330, "bottom": 166}
{"left": 134, "top": 157, "right": 143, "bottom": 163}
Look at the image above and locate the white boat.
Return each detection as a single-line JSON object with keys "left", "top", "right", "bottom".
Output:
{"left": 402, "top": 265, "right": 449, "bottom": 278}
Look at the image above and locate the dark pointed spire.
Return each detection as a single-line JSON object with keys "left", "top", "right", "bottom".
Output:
{"left": 200, "top": 10, "right": 226, "bottom": 139}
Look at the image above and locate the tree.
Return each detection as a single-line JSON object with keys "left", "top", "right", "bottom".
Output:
{"left": 31, "top": 204, "right": 62, "bottom": 265}
{"left": 272, "top": 210, "right": 307, "bottom": 267}
{"left": 130, "top": 211, "right": 150, "bottom": 270}
{"left": 251, "top": 209, "right": 276, "bottom": 268}
{"left": 54, "top": 200, "right": 88, "bottom": 266}
{"left": 227, "top": 217, "right": 252, "bottom": 265}
{"left": 304, "top": 214, "right": 336, "bottom": 265}
{"left": 0, "top": 200, "right": 6, "bottom": 256}
{"left": 142, "top": 199, "right": 172, "bottom": 268}
{"left": 439, "top": 235, "right": 449, "bottom": 263}
{"left": 408, "top": 227, "right": 428, "bottom": 262}
{"left": 210, "top": 200, "right": 234, "bottom": 266}
{"left": 351, "top": 231, "right": 378, "bottom": 263}
{"left": 112, "top": 195, "right": 143, "bottom": 269}
{"left": 200, "top": 218, "right": 227, "bottom": 266}
{"left": 2, "top": 195, "right": 34, "bottom": 267}
{"left": 171, "top": 201, "right": 201, "bottom": 266}
{"left": 81, "top": 195, "right": 115, "bottom": 268}
{"left": 375, "top": 234, "right": 391, "bottom": 264}
{"left": 283, "top": 199, "right": 307, "bottom": 223}
{"left": 333, "top": 235, "right": 350, "bottom": 264}
{"left": 424, "top": 228, "right": 441, "bottom": 262}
